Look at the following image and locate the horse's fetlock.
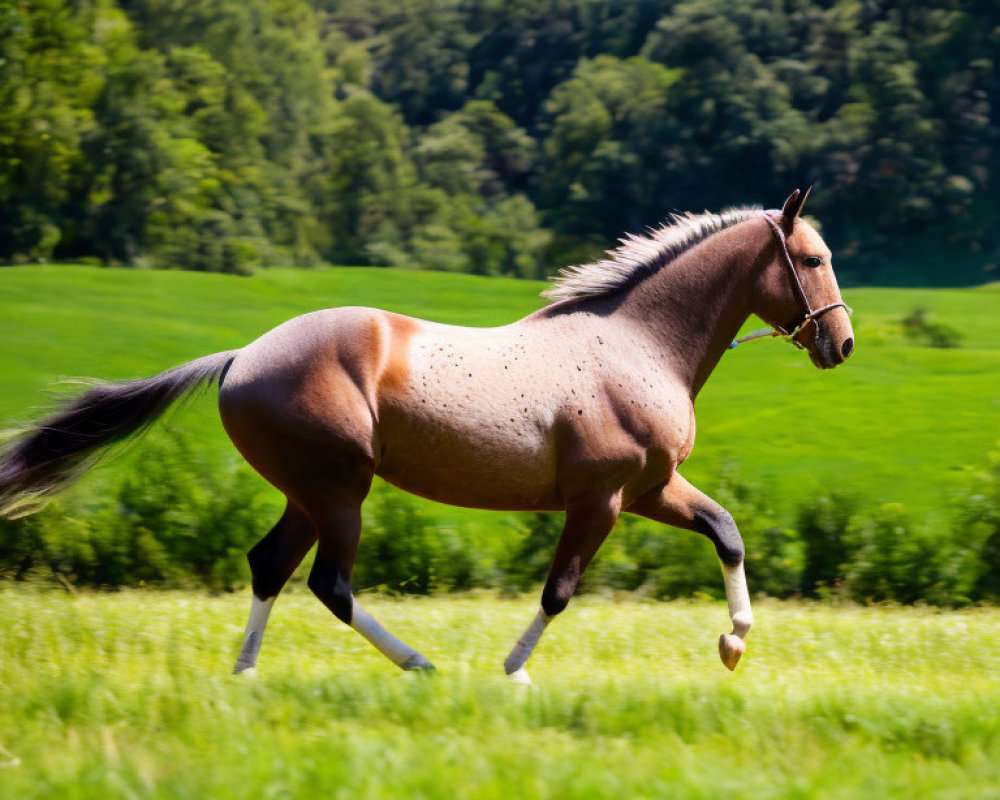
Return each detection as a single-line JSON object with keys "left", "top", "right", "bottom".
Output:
{"left": 731, "top": 609, "right": 753, "bottom": 638}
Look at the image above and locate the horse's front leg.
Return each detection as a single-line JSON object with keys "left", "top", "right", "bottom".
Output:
{"left": 629, "top": 472, "right": 753, "bottom": 670}
{"left": 503, "top": 491, "right": 622, "bottom": 685}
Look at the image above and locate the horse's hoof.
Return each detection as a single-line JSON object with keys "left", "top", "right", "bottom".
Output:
{"left": 718, "top": 634, "right": 746, "bottom": 671}
{"left": 401, "top": 654, "right": 436, "bottom": 672}
{"left": 508, "top": 667, "right": 532, "bottom": 686}
{"left": 232, "top": 665, "right": 258, "bottom": 678}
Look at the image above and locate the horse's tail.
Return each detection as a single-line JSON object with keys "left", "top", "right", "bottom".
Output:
{"left": 0, "top": 350, "right": 238, "bottom": 518}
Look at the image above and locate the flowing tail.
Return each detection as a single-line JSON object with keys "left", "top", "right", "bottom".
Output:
{"left": 0, "top": 350, "right": 238, "bottom": 518}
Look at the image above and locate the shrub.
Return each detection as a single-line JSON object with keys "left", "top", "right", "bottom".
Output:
{"left": 954, "top": 446, "right": 1000, "bottom": 602}
{"left": 797, "top": 493, "right": 857, "bottom": 597}
{"left": 0, "top": 432, "right": 269, "bottom": 590}
{"left": 356, "top": 484, "right": 436, "bottom": 594}
{"left": 844, "top": 503, "right": 966, "bottom": 605}
{"left": 355, "top": 482, "right": 491, "bottom": 594}
{"left": 712, "top": 471, "right": 803, "bottom": 598}
{"left": 500, "top": 513, "right": 562, "bottom": 594}
{"left": 3, "top": 438, "right": 1000, "bottom": 609}
{"left": 900, "top": 308, "right": 963, "bottom": 349}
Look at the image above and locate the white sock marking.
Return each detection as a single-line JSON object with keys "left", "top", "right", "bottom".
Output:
{"left": 503, "top": 608, "right": 550, "bottom": 675}
{"left": 351, "top": 601, "right": 432, "bottom": 670}
{"left": 721, "top": 561, "right": 753, "bottom": 638}
{"left": 508, "top": 667, "right": 532, "bottom": 686}
{"left": 234, "top": 595, "right": 275, "bottom": 674}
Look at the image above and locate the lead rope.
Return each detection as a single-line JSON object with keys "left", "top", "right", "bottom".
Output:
{"left": 729, "top": 327, "right": 781, "bottom": 349}
{"left": 730, "top": 215, "right": 851, "bottom": 351}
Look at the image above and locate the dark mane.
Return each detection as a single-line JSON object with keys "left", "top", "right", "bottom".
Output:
{"left": 542, "top": 206, "right": 763, "bottom": 302}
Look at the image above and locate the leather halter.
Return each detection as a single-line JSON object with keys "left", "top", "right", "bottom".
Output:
{"left": 729, "top": 214, "right": 852, "bottom": 350}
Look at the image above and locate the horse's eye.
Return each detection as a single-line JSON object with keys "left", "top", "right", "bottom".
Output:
{"left": 803, "top": 256, "right": 822, "bottom": 268}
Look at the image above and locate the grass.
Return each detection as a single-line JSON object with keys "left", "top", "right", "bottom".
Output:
{"left": 0, "top": 264, "right": 998, "bottom": 527}
{"left": 2, "top": 267, "right": 999, "bottom": 797}
{"left": 0, "top": 589, "right": 998, "bottom": 798}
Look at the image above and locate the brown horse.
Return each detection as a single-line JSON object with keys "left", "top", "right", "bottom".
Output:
{"left": 0, "top": 189, "right": 853, "bottom": 683}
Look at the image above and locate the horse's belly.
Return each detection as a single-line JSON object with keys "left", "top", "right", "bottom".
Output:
{"left": 375, "top": 412, "right": 561, "bottom": 511}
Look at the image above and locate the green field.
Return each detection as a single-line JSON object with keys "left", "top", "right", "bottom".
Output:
{"left": 1, "top": 264, "right": 998, "bottom": 524}
{"left": 1, "top": 590, "right": 998, "bottom": 798}
{"left": 2, "top": 267, "right": 1000, "bottom": 797}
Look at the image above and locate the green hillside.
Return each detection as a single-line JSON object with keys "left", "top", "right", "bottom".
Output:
{"left": 2, "top": 264, "right": 997, "bottom": 526}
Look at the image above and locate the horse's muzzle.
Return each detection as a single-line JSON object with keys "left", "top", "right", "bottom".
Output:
{"left": 807, "top": 327, "right": 854, "bottom": 369}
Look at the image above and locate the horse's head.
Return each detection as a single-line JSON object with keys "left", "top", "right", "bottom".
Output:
{"left": 752, "top": 189, "right": 854, "bottom": 369}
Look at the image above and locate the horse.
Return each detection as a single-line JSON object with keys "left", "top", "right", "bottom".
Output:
{"left": 0, "top": 189, "right": 853, "bottom": 683}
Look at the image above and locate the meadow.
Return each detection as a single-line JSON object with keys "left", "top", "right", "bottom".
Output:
{"left": 2, "top": 265, "right": 999, "bottom": 797}
{"left": 1, "top": 590, "right": 999, "bottom": 799}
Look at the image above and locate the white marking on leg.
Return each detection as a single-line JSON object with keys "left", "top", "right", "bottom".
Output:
{"left": 718, "top": 560, "right": 752, "bottom": 671}
{"left": 722, "top": 560, "right": 753, "bottom": 638}
{"left": 351, "top": 601, "right": 434, "bottom": 670}
{"left": 508, "top": 667, "right": 532, "bottom": 686}
{"left": 503, "top": 608, "right": 550, "bottom": 678}
{"left": 233, "top": 595, "right": 275, "bottom": 674}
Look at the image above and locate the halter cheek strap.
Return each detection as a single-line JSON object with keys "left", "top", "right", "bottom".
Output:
{"left": 729, "top": 215, "right": 852, "bottom": 350}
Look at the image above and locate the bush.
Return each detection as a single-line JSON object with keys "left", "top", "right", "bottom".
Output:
{"left": 797, "top": 494, "right": 857, "bottom": 597}
{"left": 500, "top": 513, "right": 562, "bottom": 594}
{"left": 3, "top": 437, "right": 1000, "bottom": 609}
{"left": 587, "top": 515, "right": 721, "bottom": 600}
{"left": 0, "top": 432, "right": 269, "bottom": 590}
{"left": 844, "top": 504, "right": 966, "bottom": 605}
{"left": 356, "top": 484, "right": 436, "bottom": 594}
{"left": 900, "top": 309, "right": 963, "bottom": 349}
{"left": 954, "top": 446, "right": 1000, "bottom": 602}
{"left": 712, "top": 471, "right": 803, "bottom": 598}
{"left": 356, "top": 482, "right": 490, "bottom": 595}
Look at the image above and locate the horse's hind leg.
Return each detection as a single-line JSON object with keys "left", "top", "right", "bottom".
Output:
{"left": 234, "top": 502, "right": 316, "bottom": 674}
{"left": 301, "top": 473, "right": 435, "bottom": 672}
{"left": 629, "top": 472, "right": 753, "bottom": 670}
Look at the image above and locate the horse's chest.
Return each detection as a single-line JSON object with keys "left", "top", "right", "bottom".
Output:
{"left": 606, "top": 367, "right": 693, "bottom": 452}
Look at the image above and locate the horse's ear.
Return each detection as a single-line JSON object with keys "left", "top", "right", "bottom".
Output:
{"left": 780, "top": 187, "right": 812, "bottom": 229}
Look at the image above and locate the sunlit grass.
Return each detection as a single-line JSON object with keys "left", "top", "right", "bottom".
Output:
{"left": 1, "top": 590, "right": 999, "bottom": 798}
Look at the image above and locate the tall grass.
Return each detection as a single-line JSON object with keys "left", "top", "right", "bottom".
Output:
{"left": 0, "top": 590, "right": 998, "bottom": 798}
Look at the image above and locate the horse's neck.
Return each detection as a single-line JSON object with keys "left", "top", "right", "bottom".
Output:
{"left": 622, "top": 221, "right": 764, "bottom": 397}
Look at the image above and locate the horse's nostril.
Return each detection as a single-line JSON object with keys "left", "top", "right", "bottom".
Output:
{"left": 841, "top": 337, "right": 854, "bottom": 358}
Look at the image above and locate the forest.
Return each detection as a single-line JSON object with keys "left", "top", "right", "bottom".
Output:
{"left": 2, "top": 0, "right": 997, "bottom": 283}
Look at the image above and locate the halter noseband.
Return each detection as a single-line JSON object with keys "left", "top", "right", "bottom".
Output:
{"left": 729, "top": 214, "right": 851, "bottom": 350}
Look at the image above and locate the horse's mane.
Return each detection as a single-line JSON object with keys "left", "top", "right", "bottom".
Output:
{"left": 542, "top": 206, "right": 764, "bottom": 303}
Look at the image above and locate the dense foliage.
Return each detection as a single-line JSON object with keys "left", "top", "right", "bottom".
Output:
{"left": 1, "top": 0, "right": 997, "bottom": 281}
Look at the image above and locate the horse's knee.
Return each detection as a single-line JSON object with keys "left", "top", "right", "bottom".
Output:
{"left": 308, "top": 555, "right": 354, "bottom": 624}
{"left": 695, "top": 506, "right": 744, "bottom": 566}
